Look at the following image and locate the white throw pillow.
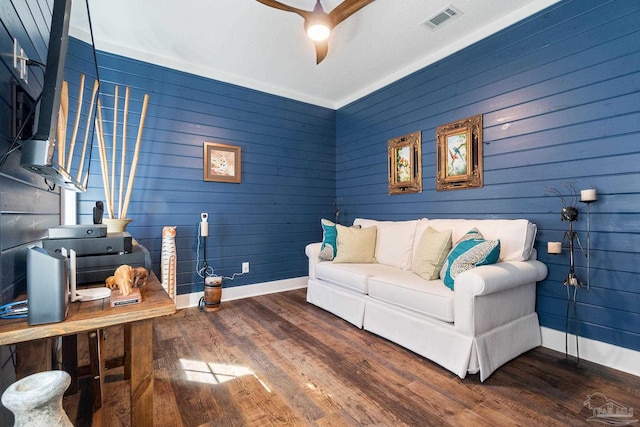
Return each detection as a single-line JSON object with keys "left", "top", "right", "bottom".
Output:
{"left": 354, "top": 219, "right": 417, "bottom": 269}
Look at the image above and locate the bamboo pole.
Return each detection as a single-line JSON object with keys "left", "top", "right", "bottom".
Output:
{"left": 66, "top": 74, "right": 85, "bottom": 171}
{"left": 121, "top": 94, "right": 149, "bottom": 219}
{"left": 118, "top": 87, "right": 130, "bottom": 219}
{"left": 95, "top": 115, "right": 110, "bottom": 214}
{"left": 111, "top": 86, "right": 118, "bottom": 214}
{"left": 56, "top": 110, "right": 65, "bottom": 167}
{"left": 57, "top": 81, "right": 68, "bottom": 167}
{"left": 95, "top": 99, "right": 114, "bottom": 219}
{"left": 76, "top": 79, "right": 99, "bottom": 181}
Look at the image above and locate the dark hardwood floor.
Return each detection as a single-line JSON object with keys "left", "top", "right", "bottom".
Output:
{"left": 64, "top": 288, "right": 640, "bottom": 426}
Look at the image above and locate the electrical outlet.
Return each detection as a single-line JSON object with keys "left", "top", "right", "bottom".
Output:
{"left": 13, "top": 39, "right": 21, "bottom": 73}
{"left": 242, "top": 262, "right": 249, "bottom": 273}
{"left": 13, "top": 38, "right": 28, "bottom": 83}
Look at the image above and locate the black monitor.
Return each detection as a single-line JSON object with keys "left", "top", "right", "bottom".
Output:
{"left": 20, "top": 0, "right": 99, "bottom": 192}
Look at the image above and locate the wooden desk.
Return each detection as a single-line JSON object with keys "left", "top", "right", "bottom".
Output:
{"left": 0, "top": 273, "right": 175, "bottom": 427}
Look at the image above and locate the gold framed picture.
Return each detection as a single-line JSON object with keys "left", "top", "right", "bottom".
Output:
{"left": 204, "top": 142, "right": 241, "bottom": 183}
{"left": 436, "top": 115, "right": 483, "bottom": 191}
{"left": 388, "top": 131, "right": 422, "bottom": 195}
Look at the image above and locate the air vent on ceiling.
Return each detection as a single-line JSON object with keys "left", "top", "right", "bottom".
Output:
{"left": 421, "top": 5, "right": 462, "bottom": 30}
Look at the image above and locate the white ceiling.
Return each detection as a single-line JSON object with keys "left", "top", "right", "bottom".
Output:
{"left": 74, "top": 0, "right": 560, "bottom": 109}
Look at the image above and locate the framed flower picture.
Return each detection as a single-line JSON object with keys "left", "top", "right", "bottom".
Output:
{"left": 204, "top": 142, "right": 241, "bottom": 183}
{"left": 436, "top": 115, "right": 483, "bottom": 191}
{"left": 388, "top": 131, "right": 422, "bottom": 195}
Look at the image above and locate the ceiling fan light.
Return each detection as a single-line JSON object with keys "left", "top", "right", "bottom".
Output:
{"left": 306, "top": 23, "right": 331, "bottom": 41}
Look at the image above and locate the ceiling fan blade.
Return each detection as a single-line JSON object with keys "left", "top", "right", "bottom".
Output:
{"left": 330, "top": 0, "right": 375, "bottom": 26}
{"left": 314, "top": 40, "right": 329, "bottom": 64}
{"left": 255, "top": 0, "right": 312, "bottom": 20}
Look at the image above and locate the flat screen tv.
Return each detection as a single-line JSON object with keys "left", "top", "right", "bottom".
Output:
{"left": 20, "top": 0, "right": 99, "bottom": 192}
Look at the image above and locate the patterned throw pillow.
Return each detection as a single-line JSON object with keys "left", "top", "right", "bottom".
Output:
{"left": 319, "top": 219, "right": 338, "bottom": 261}
{"left": 440, "top": 228, "right": 500, "bottom": 290}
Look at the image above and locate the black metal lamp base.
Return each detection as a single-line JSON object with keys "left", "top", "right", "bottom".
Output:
{"left": 558, "top": 356, "right": 585, "bottom": 372}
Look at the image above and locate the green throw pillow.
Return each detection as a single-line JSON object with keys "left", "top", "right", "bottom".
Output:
{"left": 333, "top": 224, "right": 377, "bottom": 263}
{"left": 412, "top": 227, "right": 452, "bottom": 280}
{"left": 440, "top": 228, "right": 500, "bottom": 290}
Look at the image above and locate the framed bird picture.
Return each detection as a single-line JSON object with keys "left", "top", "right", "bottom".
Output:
{"left": 388, "top": 131, "right": 422, "bottom": 195}
{"left": 436, "top": 115, "right": 483, "bottom": 191}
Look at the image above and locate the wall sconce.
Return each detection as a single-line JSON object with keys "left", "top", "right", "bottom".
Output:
{"left": 547, "top": 185, "right": 596, "bottom": 369}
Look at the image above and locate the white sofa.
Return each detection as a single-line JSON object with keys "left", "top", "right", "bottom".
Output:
{"left": 305, "top": 218, "right": 548, "bottom": 381}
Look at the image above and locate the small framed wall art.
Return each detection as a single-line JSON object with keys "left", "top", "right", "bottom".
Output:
{"left": 204, "top": 142, "right": 241, "bottom": 183}
{"left": 436, "top": 115, "right": 483, "bottom": 191}
{"left": 388, "top": 131, "right": 422, "bottom": 195}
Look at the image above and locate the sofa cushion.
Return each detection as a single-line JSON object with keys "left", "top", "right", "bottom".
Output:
{"left": 316, "top": 262, "right": 401, "bottom": 294}
{"left": 467, "top": 219, "right": 536, "bottom": 261}
{"left": 368, "top": 271, "right": 454, "bottom": 322}
{"left": 415, "top": 218, "right": 536, "bottom": 262}
{"left": 333, "top": 224, "right": 377, "bottom": 263}
{"left": 354, "top": 218, "right": 417, "bottom": 270}
{"left": 412, "top": 227, "right": 452, "bottom": 280}
{"left": 441, "top": 229, "right": 501, "bottom": 290}
{"left": 319, "top": 219, "right": 338, "bottom": 261}
{"left": 414, "top": 219, "right": 466, "bottom": 259}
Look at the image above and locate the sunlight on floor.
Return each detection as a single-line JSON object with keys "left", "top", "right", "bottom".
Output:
{"left": 179, "top": 358, "right": 271, "bottom": 392}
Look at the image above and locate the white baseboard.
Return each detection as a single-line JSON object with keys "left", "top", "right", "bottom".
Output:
{"left": 541, "top": 327, "right": 639, "bottom": 377}
{"left": 175, "top": 276, "right": 308, "bottom": 310}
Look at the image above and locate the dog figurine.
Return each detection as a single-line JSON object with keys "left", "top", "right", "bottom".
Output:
{"left": 132, "top": 266, "right": 148, "bottom": 288}
{"left": 105, "top": 266, "right": 148, "bottom": 296}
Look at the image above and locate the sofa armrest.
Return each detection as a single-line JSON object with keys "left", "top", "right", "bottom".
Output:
{"left": 306, "top": 242, "right": 322, "bottom": 259}
{"left": 455, "top": 260, "right": 548, "bottom": 297}
{"left": 306, "top": 242, "right": 322, "bottom": 280}
{"left": 454, "top": 260, "right": 548, "bottom": 336}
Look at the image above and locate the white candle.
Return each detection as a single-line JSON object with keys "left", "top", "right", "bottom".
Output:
{"left": 548, "top": 241, "right": 562, "bottom": 254}
{"left": 581, "top": 188, "right": 597, "bottom": 202}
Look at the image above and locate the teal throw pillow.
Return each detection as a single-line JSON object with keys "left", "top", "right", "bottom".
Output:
{"left": 440, "top": 228, "right": 500, "bottom": 290}
{"left": 319, "top": 219, "right": 337, "bottom": 260}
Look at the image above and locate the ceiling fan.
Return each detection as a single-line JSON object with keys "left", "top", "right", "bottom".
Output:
{"left": 256, "top": 0, "right": 375, "bottom": 64}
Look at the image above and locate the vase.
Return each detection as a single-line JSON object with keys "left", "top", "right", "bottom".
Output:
{"left": 103, "top": 218, "right": 132, "bottom": 233}
{"left": 1, "top": 370, "right": 73, "bottom": 427}
{"left": 202, "top": 276, "right": 223, "bottom": 312}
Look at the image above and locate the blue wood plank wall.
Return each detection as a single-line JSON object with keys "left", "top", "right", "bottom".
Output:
{"left": 335, "top": 0, "right": 640, "bottom": 352}
{"left": 0, "top": 0, "right": 59, "bottom": 304}
{"left": 76, "top": 51, "right": 336, "bottom": 294}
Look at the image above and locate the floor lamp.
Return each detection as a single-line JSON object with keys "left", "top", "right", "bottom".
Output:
{"left": 547, "top": 187, "right": 596, "bottom": 369}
